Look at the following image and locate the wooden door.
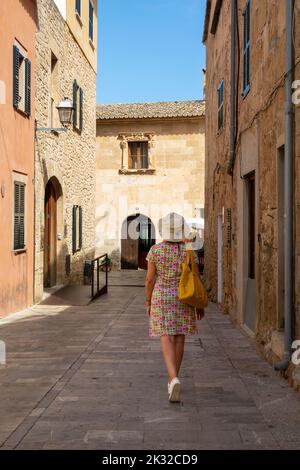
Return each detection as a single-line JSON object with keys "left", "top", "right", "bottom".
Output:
{"left": 244, "top": 173, "right": 256, "bottom": 332}
{"left": 44, "top": 181, "right": 57, "bottom": 287}
{"left": 121, "top": 216, "right": 139, "bottom": 269}
{"left": 138, "top": 216, "right": 155, "bottom": 269}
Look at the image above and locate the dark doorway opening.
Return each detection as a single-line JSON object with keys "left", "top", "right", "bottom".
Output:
{"left": 244, "top": 171, "right": 256, "bottom": 332}
{"left": 247, "top": 173, "right": 256, "bottom": 280}
{"left": 121, "top": 214, "right": 155, "bottom": 270}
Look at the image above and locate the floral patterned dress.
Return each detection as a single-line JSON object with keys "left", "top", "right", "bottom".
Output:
{"left": 146, "top": 241, "right": 198, "bottom": 337}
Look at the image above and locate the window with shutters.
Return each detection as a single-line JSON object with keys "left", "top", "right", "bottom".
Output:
{"left": 72, "top": 205, "right": 83, "bottom": 253}
{"left": 217, "top": 80, "right": 224, "bottom": 130}
{"left": 75, "top": 0, "right": 81, "bottom": 16}
{"left": 89, "top": 1, "right": 94, "bottom": 42}
{"left": 14, "top": 181, "right": 26, "bottom": 251}
{"left": 13, "top": 42, "right": 31, "bottom": 116}
{"left": 128, "top": 142, "right": 149, "bottom": 170}
{"left": 226, "top": 208, "right": 232, "bottom": 249}
{"left": 73, "top": 80, "right": 83, "bottom": 132}
{"left": 243, "top": 0, "right": 251, "bottom": 97}
{"left": 195, "top": 207, "right": 205, "bottom": 219}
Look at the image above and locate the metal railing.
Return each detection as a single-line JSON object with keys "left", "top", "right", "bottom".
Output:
{"left": 91, "top": 254, "right": 108, "bottom": 301}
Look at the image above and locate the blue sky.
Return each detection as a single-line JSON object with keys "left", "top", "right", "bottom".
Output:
{"left": 97, "top": 0, "right": 206, "bottom": 104}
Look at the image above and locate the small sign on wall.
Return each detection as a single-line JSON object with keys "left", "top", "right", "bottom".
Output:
{"left": 0, "top": 341, "right": 6, "bottom": 366}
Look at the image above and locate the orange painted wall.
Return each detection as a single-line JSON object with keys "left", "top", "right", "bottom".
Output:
{"left": 0, "top": 0, "right": 37, "bottom": 316}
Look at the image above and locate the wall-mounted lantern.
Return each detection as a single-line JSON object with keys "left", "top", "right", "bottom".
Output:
{"left": 56, "top": 97, "right": 74, "bottom": 128}
{"left": 36, "top": 97, "right": 74, "bottom": 133}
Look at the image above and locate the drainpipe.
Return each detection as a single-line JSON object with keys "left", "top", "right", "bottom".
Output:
{"left": 227, "top": 0, "right": 237, "bottom": 175}
{"left": 275, "top": 0, "right": 295, "bottom": 371}
{"left": 33, "top": 121, "right": 37, "bottom": 304}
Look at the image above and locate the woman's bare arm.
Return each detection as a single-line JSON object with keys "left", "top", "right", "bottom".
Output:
{"left": 145, "top": 260, "right": 156, "bottom": 308}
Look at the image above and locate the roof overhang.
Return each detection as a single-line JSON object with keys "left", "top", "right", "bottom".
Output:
{"left": 96, "top": 101, "right": 205, "bottom": 121}
{"left": 96, "top": 115, "right": 205, "bottom": 125}
{"left": 202, "top": 0, "right": 223, "bottom": 43}
{"left": 202, "top": 0, "right": 212, "bottom": 43}
{"left": 210, "top": 0, "right": 223, "bottom": 35}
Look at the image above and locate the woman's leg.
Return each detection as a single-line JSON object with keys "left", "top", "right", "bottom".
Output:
{"left": 175, "top": 334, "right": 185, "bottom": 376}
{"left": 160, "top": 336, "right": 177, "bottom": 382}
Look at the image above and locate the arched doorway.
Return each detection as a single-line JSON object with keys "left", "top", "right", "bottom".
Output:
{"left": 44, "top": 177, "right": 62, "bottom": 287}
{"left": 121, "top": 214, "right": 155, "bottom": 270}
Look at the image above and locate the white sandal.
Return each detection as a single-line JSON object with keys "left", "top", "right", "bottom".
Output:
{"left": 168, "top": 377, "right": 181, "bottom": 402}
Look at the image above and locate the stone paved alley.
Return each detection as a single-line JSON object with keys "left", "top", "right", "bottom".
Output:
{"left": 0, "top": 272, "right": 300, "bottom": 450}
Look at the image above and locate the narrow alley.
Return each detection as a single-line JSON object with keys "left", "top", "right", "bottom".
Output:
{"left": 0, "top": 273, "right": 300, "bottom": 450}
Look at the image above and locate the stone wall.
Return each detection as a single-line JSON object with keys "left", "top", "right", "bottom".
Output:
{"left": 34, "top": 0, "right": 96, "bottom": 301}
{"left": 204, "top": 0, "right": 300, "bottom": 357}
{"left": 96, "top": 117, "right": 205, "bottom": 267}
{"left": 294, "top": 1, "right": 300, "bottom": 364}
{"left": 204, "top": 0, "right": 232, "bottom": 312}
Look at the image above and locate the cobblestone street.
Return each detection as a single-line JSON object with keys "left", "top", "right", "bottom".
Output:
{"left": 0, "top": 272, "right": 300, "bottom": 450}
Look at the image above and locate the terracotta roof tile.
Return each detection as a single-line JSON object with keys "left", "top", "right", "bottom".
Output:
{"left": 96, "top": 100, "right": 205, "bottom": 120}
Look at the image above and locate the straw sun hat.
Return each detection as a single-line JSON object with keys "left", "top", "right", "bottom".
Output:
{"left": 158, "top": 213, "right": 192, "bottom": 243}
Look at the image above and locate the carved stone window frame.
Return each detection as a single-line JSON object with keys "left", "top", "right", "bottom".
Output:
{"left": 118, "top": 133, "right": 156, "bottom": 175}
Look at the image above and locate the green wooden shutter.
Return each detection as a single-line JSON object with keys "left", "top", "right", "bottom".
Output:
{"left": 14, "top": 182, "right": 25, "bottom": 250}
{"left": 218, "top": 80, "right": 224, "bottom": 130}
{"left": 14, "top": 183, "right": 20, "bottom": 249}
{"left": 243, "top": 1, "right": 251, "bottom": 93}
{"left": 13, "top": 46, "right": 20, "bottom": 108}
{"left": 25, "top": 58, "right": 31, "bottom": 116}
{"left": 79, "top": 206, "right": 83, "bottom": 249}
{"left": 73, "top": 80, "right": 78, "bottom": 128}
{"left": 79, "top": 88, "right": 83, "bottom": 131}
{"left": 89, "top": 1, "right": 94, "bottom": 41}
{"left": 76, "top": 0, "right": 81, "bottom": 15}
{"left": 19, "top": 184, "right": 25, "bottom": 248}
{"left": 72, "top": 205, "right": 77, "bottom": 253}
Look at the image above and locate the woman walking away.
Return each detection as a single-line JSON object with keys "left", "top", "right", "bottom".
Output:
{"left": 145, "top": 213, "right": 205, "bottom": 403}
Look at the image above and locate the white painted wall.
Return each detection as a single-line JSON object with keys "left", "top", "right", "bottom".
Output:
{"left": 53, "top": 0, "right": 66, "bottom": 20}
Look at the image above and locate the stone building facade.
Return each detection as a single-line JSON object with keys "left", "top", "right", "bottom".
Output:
{"left": 34, "top": 0, "right": 97, "bottom": 301}
{"left": 0, "top": 0, "right": 37, "bottom": 316}
{"left": 203, "top": 0, "right": 300, "bottom": 380}
{"left": 96, "top": 101, "right": 205, "bottom": 269}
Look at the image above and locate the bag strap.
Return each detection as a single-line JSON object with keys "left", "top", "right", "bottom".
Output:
{"left": 185, "top": 250, "right": 195, "bottom": 269}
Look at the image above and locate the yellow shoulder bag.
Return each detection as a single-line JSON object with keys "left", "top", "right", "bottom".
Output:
{"left": 178, "top": 250, "right": 208, "bottom": 309}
